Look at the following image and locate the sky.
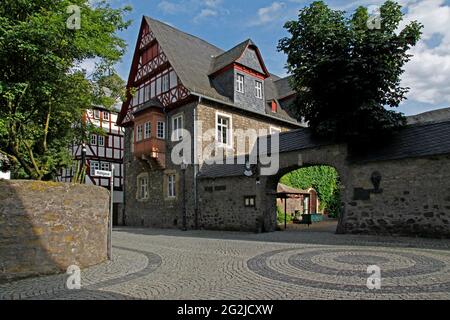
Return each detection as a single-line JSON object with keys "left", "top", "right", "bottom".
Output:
{"left": 102, "top": 0, "right": 450, "bottom": 116}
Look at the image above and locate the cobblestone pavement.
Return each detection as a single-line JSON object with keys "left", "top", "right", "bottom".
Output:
{"left": 1, "top": 227, "right": 450, "bottom": 300}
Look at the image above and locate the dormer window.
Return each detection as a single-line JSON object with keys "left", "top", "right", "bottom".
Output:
{"left": 255, "top": 80, "right": 263, "bottom": 99}
{"left": 236, "top": 74, "right": 244, "bottom": 93}
{"left": 271, "top": 101, "right": 278, "bottom": 113}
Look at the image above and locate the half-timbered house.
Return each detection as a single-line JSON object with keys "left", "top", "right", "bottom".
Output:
{"left": 118, "top": 17, "right": 301, "bottom": 229}
{"left": 59, "top": 105, "right": 125, "bottom": 224}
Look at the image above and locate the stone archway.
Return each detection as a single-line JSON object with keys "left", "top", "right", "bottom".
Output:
{"left": 258, "top": 144, "right": 350, "bottom": 233}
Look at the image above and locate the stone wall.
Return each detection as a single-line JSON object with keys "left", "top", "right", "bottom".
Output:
{"left": 196, "top": 100, "right": 294, "bottom": 162}
{"left": 343, "top": 155, "right": 450, "bottom": 238}
{"left": 198, "top": 177, "right": 263, "bottom": 232}
{"left": 0, "top": 180, "right": 109, "bottom": 283}
{"left": 196, "top": 147, "right": 450, "bottom": 238}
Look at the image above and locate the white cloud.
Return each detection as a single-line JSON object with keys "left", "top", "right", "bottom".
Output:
{"left": 158, "top": 1, "right": 188, "bottom": 14}
{"left": 193, "top": 0, "right": 229, "bottom": 23}
{"left": 400, "top": 0, "right": 450, "bottom": 106}
{"left": 250, "top": 2, "right": 288, "bottom": 26}
{"left": 203, "top": 0, "right": 222, "bottom": 7}
{"left": 194, "top": 8, "right": 218, "bottom": 22}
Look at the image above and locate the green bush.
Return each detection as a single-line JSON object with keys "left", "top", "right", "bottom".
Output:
{"left": 277, "top": 206, "right": 292, "bottom": 225}
{"left": 326, "top": 190, "right": 341, "bottom": 218}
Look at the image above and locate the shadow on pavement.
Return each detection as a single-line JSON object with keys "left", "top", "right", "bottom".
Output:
{"left": 113, "top": 226, "right": 450, "bottom": 251}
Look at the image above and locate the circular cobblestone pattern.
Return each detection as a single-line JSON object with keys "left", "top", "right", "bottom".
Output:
{"left": 1, "top": 228, "right": 450, "bottom": 300}
{"left": 247, "top": 247, "right": 450, "bottom": 294}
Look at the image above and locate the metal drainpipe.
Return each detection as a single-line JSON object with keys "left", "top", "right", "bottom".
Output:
{"left": 193, "top": 96, "right": 201, "bottom": 229}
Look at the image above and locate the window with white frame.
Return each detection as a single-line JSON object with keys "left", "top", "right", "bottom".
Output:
{"left": 270, "top": 127, "right": 282, "bottom": 135}
{"left": 93, "top": 110, "right": 100, "bottom": 119}
{"left": 98, "top": 135, "right": 105, "bottom": 147}
{"left": 217, "top": 114, "right": 232, "bottom": 146}
{"left": 90, "top": 161, "right": 99, "bottom": 176}
{"left": 255, "top": 80, "right": 263, "bottom": 99}
{"left": 157, "top": 121, "right": 165, "bottom": 139}
{"left": 172, "top": 114, "right": 183, "bottom": 141}
{"left": 236, "top": 74, "right": 244, "bottom": 93}
{"left": 90, "top": 134, "right": 97, "bottom": 146}
{"left": 100, "top": 162, "right": 110, "bottom": 172}
{"left": 167, "top": 174, "right": 176, "bottom": 198}
{"left": 103, "top": 112, "right": 109, "bottom": 121}
{"left": 138, "top": 176, "right": 149, "bottom": 200}
{"left": 162, "top": 73, "right": 169, "bottom": 92}
{"left": 144, "top": 122, "right": 151, "bottom": 139}
{"left": 136, "top": 125, "right": 143, "bottom": 142}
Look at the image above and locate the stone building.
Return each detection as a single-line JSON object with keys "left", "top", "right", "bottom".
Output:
{"left": 117, "top": 16, "right": 302, "bottom": 229}
{"left": 118, "top": 16, "right": 450, "bottom": 238}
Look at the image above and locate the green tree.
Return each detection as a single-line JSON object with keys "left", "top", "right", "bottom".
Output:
{"left": 0, "top": 0, "right": 131, "bottom": 180}
{"left": 278, "top": 1, "right": 423, "bottom": 143}
{"left": 280, "top": 166, "right": 340, "bottom": 216}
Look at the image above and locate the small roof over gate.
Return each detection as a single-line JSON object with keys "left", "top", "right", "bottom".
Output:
{"left": 275, "top": 183, "right": 315, "bottom": 199}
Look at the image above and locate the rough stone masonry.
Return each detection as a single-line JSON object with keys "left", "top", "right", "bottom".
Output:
{"left": 0, "top": 180, "right": 110, "bottom": 283}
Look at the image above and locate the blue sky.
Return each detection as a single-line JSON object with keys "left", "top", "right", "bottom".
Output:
{"left": 108, "top": 0, "right": 450, "bottom": 116}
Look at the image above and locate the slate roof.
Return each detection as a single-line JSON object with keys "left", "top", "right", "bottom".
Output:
{"left": 133, "top": 99, "right": 164, "bottom": 116}
{"left": 274, "top": 76, "right": 296, "bottom": 100}
{"left": 144, "top": 17, "right": 298, "bottom": 125}
{"left": 145, "top": 17, "right": 227, "bottom": 103}
{"left": 349, "top": 120, "right": 450, "bottom": 163}
{"left": 198, "top": 120, "right": 450, "bottom": 178}
{"left": 198, "top": 163, "right": 248, "bottom": 179}
{"left": 209, "top": 39, "right": 253, "bottom": 75}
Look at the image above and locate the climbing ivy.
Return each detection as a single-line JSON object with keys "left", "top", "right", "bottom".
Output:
{"left": 280, "top": 166, "right": 340, "bottom": 217}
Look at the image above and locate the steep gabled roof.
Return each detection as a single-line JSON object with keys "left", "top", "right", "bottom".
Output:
{"left": 209, "top": 40, "right": 251, "bottom": 75}
{"left": 209, "top": 39, "right": 270, "bottom": 77}
{"left": 144, "top": 17, "right": 229, "bottom": 103}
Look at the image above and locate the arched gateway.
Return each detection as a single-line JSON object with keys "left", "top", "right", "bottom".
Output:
{"left": 198, "top": 120, "right": 450, "bottom": 238}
